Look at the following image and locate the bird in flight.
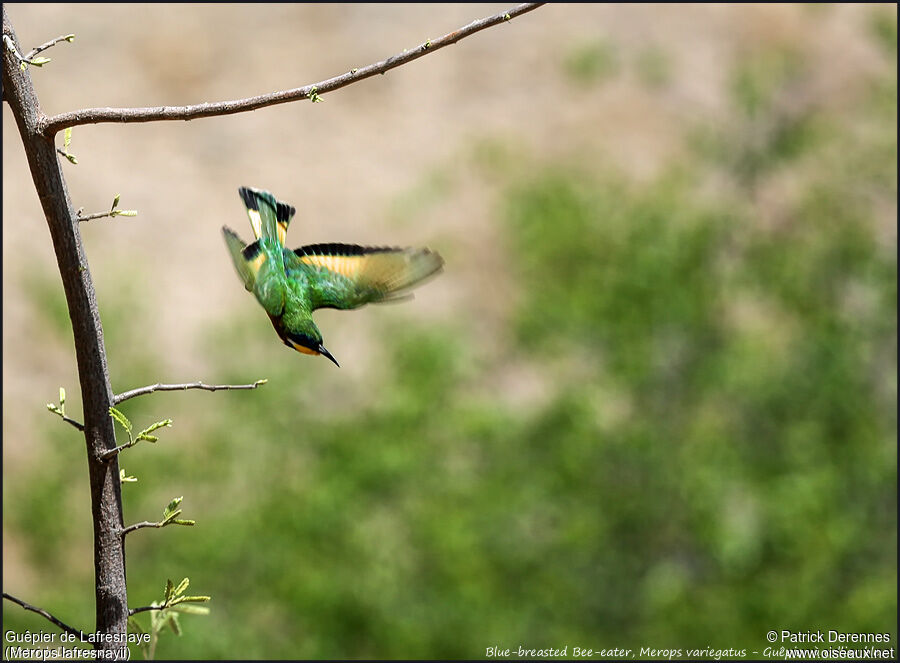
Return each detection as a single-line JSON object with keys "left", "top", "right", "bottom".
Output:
{"left": 222, "top": 186, "right": 444, "bottom": 367}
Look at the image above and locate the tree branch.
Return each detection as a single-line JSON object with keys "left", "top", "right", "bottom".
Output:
{"left": 113, "top": 379, "right": 267, "bottom": 405}
{"left": 121, "top": 521, "right": 163, "bottom": 536}
{"left": 25, "top": 33, "right": 75, "bottom": 60}
{"left": 4, "top": 7, "right": 129, "bottom": 645}
{"left": 98, "top": 440, "right": 139, "bottom": 462}
{"left": 59, "top": 413, "right": 86, "bottom": 431}
{"left": 40, "top": 3, "right": 544, "bottom": 136}
{"left": 127, "top": 605, "right": 161, "bottom": 617}
{"left": 3, "top": 592, "right": 87, "bottom": 640}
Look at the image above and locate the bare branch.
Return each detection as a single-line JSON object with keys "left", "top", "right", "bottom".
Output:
{"left": 76, "top": 210, "right": 137, "bottom": 223}
{"left": 114, "top": 379, "right": 268, "bottom": 405}
{"left": 3, "top": 592, "right": 87, "bottom": 640}
{"left": 40, "top": 3, "right": 545, "bottom": 136}
{"left": 25, "top": 33, "right": 75, "bottom": 60}
{"left": 59, "top": 413, "right": 85, "bottom": 431}
{"left": 121, "top": 520, "right": 163, "bottom": 536}
{"left": 98, "top": 440, "right": 138, "bottom": 462}
{"left": 127, "top": 605, "right": 160, "bottom": 617}
{"left": 76, "top": 210, "right": 116, "bottom": 222}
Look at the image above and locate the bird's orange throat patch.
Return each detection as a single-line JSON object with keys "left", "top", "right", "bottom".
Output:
{"left": 288, "top": 339, "right": 320, "bottom": 356}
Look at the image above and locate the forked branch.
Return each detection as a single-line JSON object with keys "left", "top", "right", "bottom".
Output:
{"left": 40, "top": 3, "right": 544, "bottom": 136}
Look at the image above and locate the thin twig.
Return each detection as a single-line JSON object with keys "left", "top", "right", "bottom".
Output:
{"left": 76, "top": 210, "right": 137, "bottom": 223}
{"left": 98, "top": 440, "right": 136, "bottom": 462}
{"left": 3, "top": 592, "right": 87, "bottom": 639}
{"left": 3, "top": 34, "right": 40, "bottom": 66}
{"left": 114, "top": 379, "right": 267, "bottom": 405}
{"left": 60, "top": 414, "right": 85, "bottom": 431}
{"left": 121, "top": 521, "right": 163, "bottom": 536}
{"left": 76, "top": 196, "right": 137, "bottom": 222}
{"left": 127, "top": 605, "right": 161, "bottom": 617}
{"left": 40, "top": 3, "right": 544, "bottom": 136}
{"left": 25, "top": 33, "right": 74, "bottom": 60}
{"left": 76, "top": 210, "right": 115, "bottom": 222}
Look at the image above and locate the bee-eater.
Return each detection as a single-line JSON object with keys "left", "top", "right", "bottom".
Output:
{"left": 222, "top": 186, "right": 444, "bottom": 367}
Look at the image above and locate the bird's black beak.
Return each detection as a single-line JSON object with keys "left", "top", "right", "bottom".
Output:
{"left": 318, "top": 344, "right": 340, "bottom": 367}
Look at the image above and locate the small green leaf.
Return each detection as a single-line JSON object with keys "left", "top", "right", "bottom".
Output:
{"left": 138, "top": 419, "right": 173, "bottom": 438}
{"left": 64, "top": 128, "right": 72, "bottom": 149}
{"left": 64, "top": 153, "right": 78, "bottom": 165}
{"left": 127, "top": 617, "right": 146, "bottom": 636}
{"left": 119, "top": 469, "right": 137, "bottom": 484}
{"left": 64, "top": 34, "right": 75, "bottom": 43}
{"left": 309, "top": 86, "right": 324, "bottom": 103}
{"left": 170, "top": 603, "right": 210, "bottom": 616}
{"left": 174, "top": 595, "right": 211, "bottom": 604}
{"left": 150, "top": 608, "right": 164, "bottom": 635}
{"left": 167, "top": 612, "right": 182, "bottom": 636}
{"left": 136, "top": 433, "right": 159, "bottom": 443}
{"left": 30, "top": 56, "right": 51, "bottom": 66}
{"left": 162, "top": 496, "right": 184, "bottom": 521}
{"left": 171, "top": 518, "right": 195, "bottom": 526}
{"left": 164, "top": 579, "right": 175, "bottom": 604}
{"left": 109, "top": 406, "right": 132, "bottom": 434}
{"left": 112, "top": 210, "right": 138, "bottom": 217}
{"left": 162, "top": 509, "right": 183, "bottom": 525}
{"left": 111, "top": 194, "right": 120, "bottom": 211}
{"left": 59, "top": 387, "right": 66, "bottom": 407}
{"left": 174, "top": 578, "right": 189, "bottom": 597}
{"left": 47, "top": 403, "right": 61, "bottom": 414}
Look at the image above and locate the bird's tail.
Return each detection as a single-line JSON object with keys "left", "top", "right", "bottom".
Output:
{"left": 238, "top": 186, "right": 296, "bottom": 245}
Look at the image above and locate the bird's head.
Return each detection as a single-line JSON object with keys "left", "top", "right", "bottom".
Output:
{"left": 284, "top": 327, "right": 340, "bottom": 367}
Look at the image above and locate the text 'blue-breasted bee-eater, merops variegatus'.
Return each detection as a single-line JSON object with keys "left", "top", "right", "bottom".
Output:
{"left": 222, "top": 187, "right": 444, "bottom": 367}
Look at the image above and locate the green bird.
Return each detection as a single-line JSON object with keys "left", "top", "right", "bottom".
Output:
{"left": 222, "top": 186, "right": 444, "bottom": 367}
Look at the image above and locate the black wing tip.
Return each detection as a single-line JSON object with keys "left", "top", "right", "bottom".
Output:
{"left": 239, "top": 186, "right": 295, "bottom": 222}
{"left": 276, "top": 201, "right": 296, "bottom": 224}
{"left": 241, "top": 241, "right": 262, "bottom": 261}
{"left": 293, "top": 243, "right": 409, "bottom": 258}
{"left": 238, "top": 186, "right": 262, "bottom": 211}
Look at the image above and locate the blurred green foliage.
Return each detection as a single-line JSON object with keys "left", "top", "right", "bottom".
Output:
{"left": 564, "top": 39, "right": 620, "bottom": 85}
{"left": 4, "top": 13, "right": 896, "bottom": 661}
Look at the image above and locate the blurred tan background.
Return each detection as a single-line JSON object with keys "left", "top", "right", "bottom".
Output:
{"left": 4, "top": 2, "right": 891, "bottom": 439}
{"left": 3, "top": 4, "right": 896, "bottom": 659}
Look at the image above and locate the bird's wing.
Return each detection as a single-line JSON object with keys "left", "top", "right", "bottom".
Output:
{"left": 238, "top": 186, "right": 296, "bottom": 244}
{"left": 222, "top": 227, "right": 258, "bottom": 291}
{"left": 288, "top": 243, "right": 443, "bottom": 311}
